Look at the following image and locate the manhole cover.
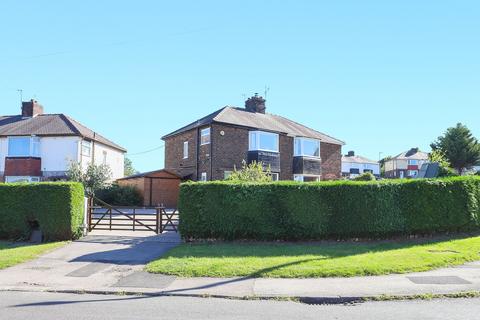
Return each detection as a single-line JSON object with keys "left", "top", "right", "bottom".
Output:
{"left": 407, "top": 276, "right": 471, "bottom": 285}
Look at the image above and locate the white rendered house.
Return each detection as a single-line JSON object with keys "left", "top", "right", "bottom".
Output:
{"left": 341, "top": 151, "right": 380, "bottom": 178}
{"left": 0, "top": 100, "right": 126, "bottom": 182}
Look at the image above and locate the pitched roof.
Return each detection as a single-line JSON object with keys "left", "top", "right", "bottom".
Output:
{"left": 0, "top": 114, "right": 126, "bottom": 152}
{"left": 392, "top": 148, "right": 429, "bottom": 160}
{"left": 117, "top": 169, "right": 181, "bottom": 180}
{"left": 342, "top": 154, "right": 378, "bottom": 165}
{"left": 162, "top": 106, "right": 345, "bottom": 145}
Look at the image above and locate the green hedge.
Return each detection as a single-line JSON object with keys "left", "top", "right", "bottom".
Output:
{"left": 179, "top": 177, "right": 480, "bottom": 240}
{"left": 0, "top": 182, "right": 85, "bottom": 241}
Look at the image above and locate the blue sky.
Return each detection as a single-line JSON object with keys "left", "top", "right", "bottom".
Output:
{"left": 1, "top": 1, "right": 478, "bottom": 172}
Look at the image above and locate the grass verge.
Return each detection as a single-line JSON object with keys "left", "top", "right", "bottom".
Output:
{"left": 0, "top": 241, "right": 65, "bottom": 270}
{"left": 146, "top": 236, "right": 480, "bottom": 278}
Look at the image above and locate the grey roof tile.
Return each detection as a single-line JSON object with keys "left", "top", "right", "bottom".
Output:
{"left": 162, "top": 106, "right": 344, "bottom": 145}
{"left": 0, "top": 114, "right": 126, "bottom": 152}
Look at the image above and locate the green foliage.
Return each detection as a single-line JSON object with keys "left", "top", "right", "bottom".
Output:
{"left": 429, "top": 150, "right": 458, "bottom": 177}
{"left": 67, "top": 161, "right": 112, "bottom": 196}
{"left": 178, "top": 177, "right": 480, "bottom": 240}
{"left": 431, "top": 123, "right": 480, "bottom": 174}
{"left": 352, "top": 172, "right": 376, "bottom": 181}
{"left": 226, "top": 160, "right": 273, "bottom": 182}
{"left": 0, "top": 182, "right": 85, "bottom": 241}
{"left": 95, "top": 183, "right": 143, "bottom": 206}
{"left": 124, "top": 158, "right": 139, "bottom": 177}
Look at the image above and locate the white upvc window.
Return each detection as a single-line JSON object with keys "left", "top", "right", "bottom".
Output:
{"left": 8, "top": 136, "right": 40, "bottom": 157}
{"left": 183, "top": 141, "right": 189, "bottom": 159}
{"left": 269, "top": 173, "right": 279, "bottom": 181}
{"left": 224, "top": 171, "right": 233, "bottom": 180}
{"left": 5, "top": 176, "right": 40, "bottom": 183}
{"left": 408, "top": 159, "right": 419, "bottom": 165}
{"left": 408, "top": 170, "right": 418, "bottom": 177}
{"left": 200, "top": 172, "right": 207, "bottom": 181}
{"left": 81, "top": 140, "right": 92, "bottom": 157}
{"left": 294, "top": 137, "right": 320, "bottom": 158}
{"left": 249, "top": 131, "right": 279, "bottom": 152}
{"left": 200, "top": 127, "right": 211, "bottom": 145}
{"left": 293, "top": 174, "right": 320, "bottom": 182}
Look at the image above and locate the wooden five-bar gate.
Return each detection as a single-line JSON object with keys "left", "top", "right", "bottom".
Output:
{"left": 87, "top": 197, "right": 179, "bottom": 234}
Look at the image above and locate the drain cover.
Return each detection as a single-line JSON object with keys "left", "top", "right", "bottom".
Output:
{"left": 407, "top": 276, "right": 471, "bottom": 285}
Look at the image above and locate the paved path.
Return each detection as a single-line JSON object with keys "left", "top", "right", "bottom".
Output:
{"left": 1, "top": 291, "right": 480, "bottom": 320}
{"left": 2, "top": 232, "right": 480, "bottom": 300}
{"left": 0, "top": 231, "right": 180, "bottom": 292}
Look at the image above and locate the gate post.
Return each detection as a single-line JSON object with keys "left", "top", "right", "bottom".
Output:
{"left": 87, "top": 197, "right": 93, "bottom": 232}
{"left": 156, "top": 208, "right": 162, "bottom": 234}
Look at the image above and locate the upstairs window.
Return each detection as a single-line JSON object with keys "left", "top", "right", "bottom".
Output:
{"left": 8, "top": 136, "right": 40, "bottom": 157}
{"left": 81, "top": 140, "right": 92, "bottom": 157}
{"left": 200, "top": 127, "right": 211, "bottom": 145}
{"left": 183, "top": 141, "right": 189, "bottom": 159}
{"left": 408, "top": 159, "right": 419, "bottom": 165}
{"left": 294, "top": 137, "right": 320, "bottom": 158}
{"left": 249, "top": 131, "right": 279, "bottom": 152}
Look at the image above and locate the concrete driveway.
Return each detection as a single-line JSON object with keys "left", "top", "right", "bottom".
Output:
{"left": 0, "top": 231, "right": 180, "bottom": 292}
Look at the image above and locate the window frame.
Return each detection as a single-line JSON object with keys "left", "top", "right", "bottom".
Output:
{"left": 224, "top": 171, "right": 233, "bottom": 180}
{"left": 200, "top": 127, "right": 211, "bottom": 145}
{"left": 200, "top": 172, "right": 207, "bottom": 181}
{"left": 408, "top": 159, "right": 419, "bottom": 165}
{"left": 81, "top": 140, "right": 92, "bottom": 157}
{"left": 8, "top": 136, "right": 40, "bottom": 157}
{"left": 5, "top": 176, "right": 40, "bottom": 183}
{"left": 248, "top": 131, "right": 279, "bottom": 152}
{"left": 293, "top": 137, "right": 320, "bottom": 158}
{"left": 269, "top": 172, "right": 279, "bottom": 181}
{"left": 293, "top": 174, "right": 320, "bottom": 182}
{"left": 183, "top": 141, "right": 189, "bottom": 159}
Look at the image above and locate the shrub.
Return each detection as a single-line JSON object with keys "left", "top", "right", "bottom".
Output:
{"left": 352, "top": 172, "right": 376, "bottom": 181}
{"left": 95, "top": 184, "right": 143, "bottom": 206}
{"left": 178, "top": 177, "right": 480, "bottom": 240}
{"left": 227, "top": 160, "right": 273, "bottom": 182}
{"left": 0, "top": 182, "right": 85, "bottom": 241}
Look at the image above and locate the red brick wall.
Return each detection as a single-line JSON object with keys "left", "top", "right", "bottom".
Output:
{"left": 279, "top": 134, "right": 293, "bottom": 180}
{"left": 320, "top": 142, "right": 342, "bottom": 180}
{"left": 4, "top": 157, "right": 42, "bottom": 177}
{"left": 164, "top": 130, "right": 198, "bottom": 179}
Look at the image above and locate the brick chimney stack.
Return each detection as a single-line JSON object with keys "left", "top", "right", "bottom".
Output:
{"left": 245, "top": 93, "right": 266, "bottom": 114}
{"left": 22, "top": 99, "right": 44, "bottom": 118}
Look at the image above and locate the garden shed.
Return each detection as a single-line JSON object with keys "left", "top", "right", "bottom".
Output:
{"left": 116, "top": 169, "right": 181, "bottom": 208}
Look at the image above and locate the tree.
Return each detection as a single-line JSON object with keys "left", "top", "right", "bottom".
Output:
{"left": 124, "top": 157, "right": 138, "bottom": 177}
{"left": 431, "top": 123, "right": 480, "bottom": 175}
{"left": 67, "top": 161, "right": 112, "bottom": 196}
{"left": 379, "top": 156, "right": 392, "bottom": 177}
{"left": 428, "top": 150, "right": 458, "bottom": 177}
{"left": 227, "top": 160, "right": 273, "bottom": 182}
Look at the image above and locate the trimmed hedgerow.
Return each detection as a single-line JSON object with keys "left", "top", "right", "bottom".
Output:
{"left": 178, "top": 177, "right": 480, "bottom": 240}
{"left": 0, "top": 182, "right": 85, "bottom": 241}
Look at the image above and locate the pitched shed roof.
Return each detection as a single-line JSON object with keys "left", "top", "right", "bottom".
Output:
{"left": 117, "top": 169, "right": 181, "bottom": 180}
{"left": 0, "top": 114, "right": 126, "bottom": 152}
{"left": 162, "top": 106, "right": 344, "bottom": 145}
{"left": 342, "top": 154, "right": 378, "bottom": 165}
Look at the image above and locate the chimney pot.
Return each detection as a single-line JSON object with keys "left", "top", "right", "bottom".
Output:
{"left": 347, "top": 151, "right": 355, "bottom": 157}
{"left": 21, "top": 99, "right": 44, "bottom": 118}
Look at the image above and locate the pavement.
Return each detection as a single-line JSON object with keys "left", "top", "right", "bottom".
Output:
{"left": 1, "top": 230, "right": 480, "bottom": 301}
{"left": 2, "top": 291, "right": 480, "bottom": 320}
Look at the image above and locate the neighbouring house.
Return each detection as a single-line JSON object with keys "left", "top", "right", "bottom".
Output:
{"left": 162, "top": 95, "right": 345, "bottom": 182}
{"left": 117, "top": 169, "right": 181, "bottom": 208}
{"left": 341, "top": 151, "right": 380, "bottom": 178}
{"left": 0, "top": 99, "right": 126, "bottom": 182}
{"left": 384, "top": 147, "right": 429, "bottom": 179}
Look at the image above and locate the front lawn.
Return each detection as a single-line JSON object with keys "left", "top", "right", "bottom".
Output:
{"left": 146, "top": 236, "right": 480, "bottom": 278}
{"left": 0, "top": 241, "right": 65, "bottom": 270}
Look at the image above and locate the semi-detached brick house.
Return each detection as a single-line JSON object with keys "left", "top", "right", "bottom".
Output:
{"left": 162, "top": 95, "right": 344, "bottom": 182}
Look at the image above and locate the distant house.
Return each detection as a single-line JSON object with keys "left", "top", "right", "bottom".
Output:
{"left": 341, "top": 151, "right": 380, "bottom": 178}
{"left": 0, "top": 99, "right": 126, "bottom": 182}
{"left": 161, "top": 95, "right": 345, "bottom": 182}
{"left": 384, "top": 148, "right": 429, "bottom": 179}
